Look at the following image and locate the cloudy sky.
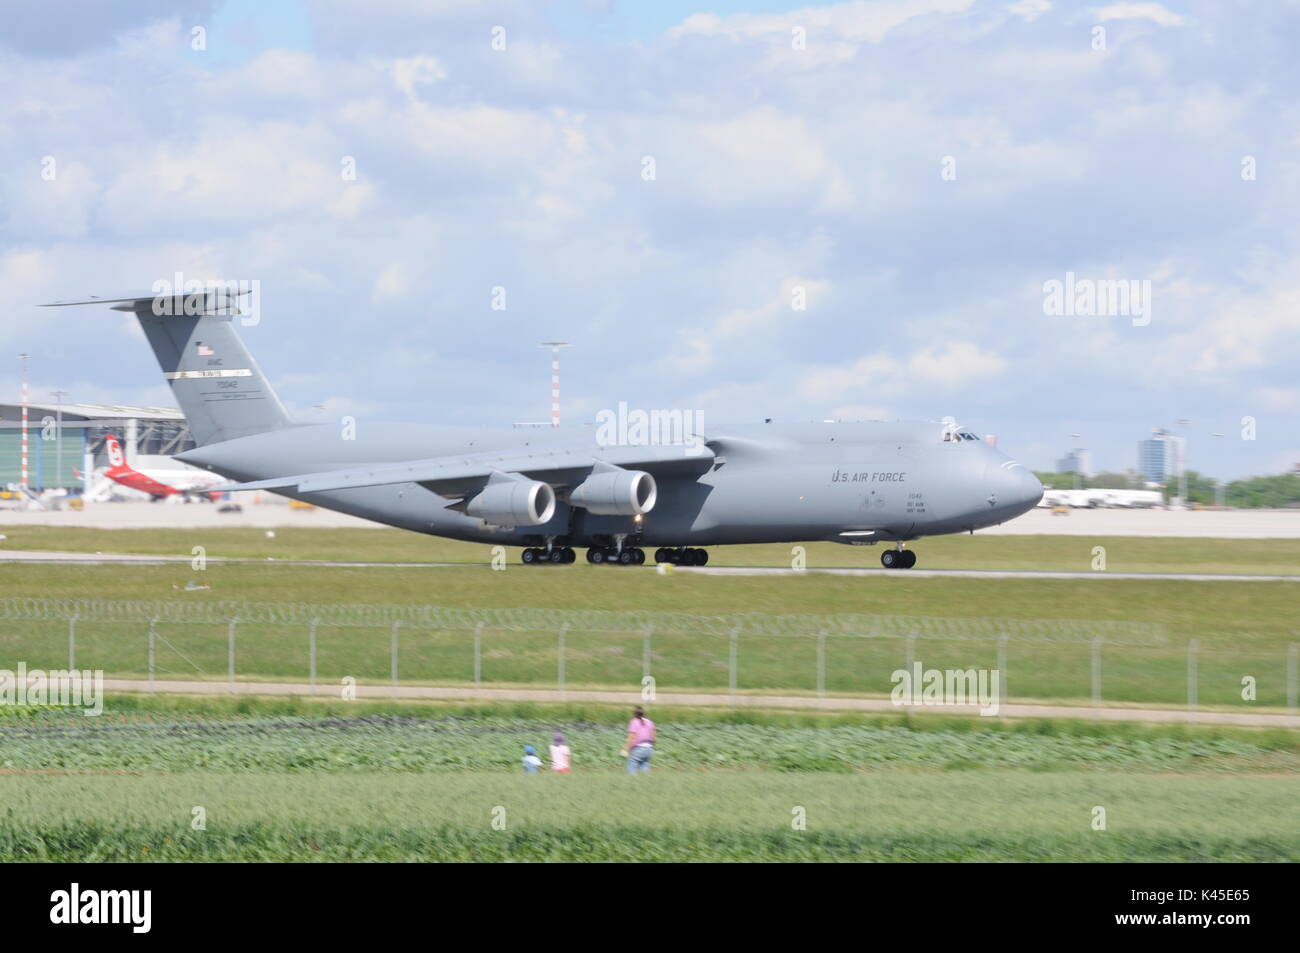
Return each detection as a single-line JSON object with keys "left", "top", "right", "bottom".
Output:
{"left": 2, "top": 0, "right": 1297, "bottom": 479}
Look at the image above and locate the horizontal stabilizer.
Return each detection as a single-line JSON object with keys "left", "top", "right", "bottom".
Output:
{"left": 41, "top": 289, "right": 250, "bottom": 313}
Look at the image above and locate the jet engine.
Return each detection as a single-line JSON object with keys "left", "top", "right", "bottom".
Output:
{"left": 465, "top": 477, "right": 556, "bottom": 526}
{"left": 568, "top": 466, "right": 657, "bottom": 516}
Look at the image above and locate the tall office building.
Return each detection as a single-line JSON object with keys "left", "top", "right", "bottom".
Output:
{"left": 1056, "top": 448, "right": 1091, "bottom": 476}
{"left": 1138, "top": 429, "right": 1182, "bottom": 483}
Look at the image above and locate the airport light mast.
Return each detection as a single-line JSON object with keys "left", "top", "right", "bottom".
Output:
{"left": 1176, "top": 418, "right": 1191, "bottom": 505}
{"left": 18, "top": 353, "right": 30, "bottom": 490}
{"left": 538, "top": 342, "right": 571, "bottom": 428}
{"left": 1211, "top": 431, "right": 1225, "bottom": 507}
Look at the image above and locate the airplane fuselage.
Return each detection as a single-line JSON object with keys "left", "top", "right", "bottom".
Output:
{"left": 178, "top": 419, "right": 1043, "bottom": 549}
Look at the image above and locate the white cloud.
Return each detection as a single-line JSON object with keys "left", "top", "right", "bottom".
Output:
{"left": 1096, "top": 3, "right": 1186, "bottom": 27}
{"left": 1007, "top": 0, "right": 1052, "bottom": 23}
{"left": 0, "top": 0, "right": 1296, "bottom": 481}
{"left": 386, "top": 55, "right": 446, "bottom": 101}
{"left": 668, "top": 277, "right": 832, "bottom": 373}
{"left": 670, "top": 0, "right": 977, "bottom": 44}
{"left": 798, "top": 342, "right": 1006, "bottom": 404}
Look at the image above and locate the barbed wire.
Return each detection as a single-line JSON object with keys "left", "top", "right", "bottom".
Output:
{"left": 0, "top": 598, "right": 1167, "bottom": 644}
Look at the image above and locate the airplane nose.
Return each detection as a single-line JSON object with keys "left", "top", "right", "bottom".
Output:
{"left": 987, "top": 462, "right": 1043, "bottom": 515}
{"left": 1012, "top": 466, "right": 1044, "bottom": 509}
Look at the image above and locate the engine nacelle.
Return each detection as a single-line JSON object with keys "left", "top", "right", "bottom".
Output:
{"left": 465, "top": 478, "right": 556, "bottom": 526}
{"left": 569, "top": 467, "right": 657, "bottom": 516}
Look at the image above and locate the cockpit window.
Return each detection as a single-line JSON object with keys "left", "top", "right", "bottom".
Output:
{"left": 944, "top": 430, "right": 981, "bottom": 442}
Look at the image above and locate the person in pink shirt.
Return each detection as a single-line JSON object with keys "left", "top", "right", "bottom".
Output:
{"left": 619, "top": 706, "right": 656, "bottom": 774}
{"left": 549, "top": 732, "right": 571, "bottom": 773}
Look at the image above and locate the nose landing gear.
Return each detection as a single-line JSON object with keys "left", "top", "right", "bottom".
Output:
{"left": 881, "top": 546, "right": 917, "bottom": 569}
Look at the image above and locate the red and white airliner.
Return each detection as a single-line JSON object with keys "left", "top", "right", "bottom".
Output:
{"left": 81, "top": 434, "right": 226, "bottom": 501}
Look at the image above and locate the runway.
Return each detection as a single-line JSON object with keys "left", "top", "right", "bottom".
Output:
{"left": 688, "top": 566, "right": 1300, "bottom": 582}
{"left": 0, "top": 549, "right": 1294, "bottom": 581}
{"left": 2, "top": 501, "right": 1299, "bottom": 537}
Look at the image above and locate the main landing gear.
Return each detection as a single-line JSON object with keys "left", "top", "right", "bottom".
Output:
{"left": 521, "top": 546, "right": 576, "bottom": 565}
{"left": 654, "top": 547, "right": 708, "bottom": 566}
{"left": 588, "top": 546, "right": 645, "bottom": 565}
{"left": 881, "top": 546, "right": 917, "bottom": 570}
{"left": 522, "top": 543, "right": 710, "bottom": 567}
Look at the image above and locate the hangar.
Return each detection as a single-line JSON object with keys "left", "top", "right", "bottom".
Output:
{"left": 0, "top": 401, "right": 192, "bottom": 491}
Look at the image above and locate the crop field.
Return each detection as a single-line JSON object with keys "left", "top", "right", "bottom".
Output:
{"left": 0, "top": 699, "right": 1295, "bottom": 862}
{"left": 2, "top": 525, "right": 1299, "bottom": 575}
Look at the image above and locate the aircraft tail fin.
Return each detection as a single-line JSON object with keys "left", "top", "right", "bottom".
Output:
{"left": 42, "top": 290, "right": 294, "bottom": 447}
{"left": 103, "top": 433, "right": 131, "bottom": 475}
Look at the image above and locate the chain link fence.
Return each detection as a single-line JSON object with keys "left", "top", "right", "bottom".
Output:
{"left": 1, "top": 598, "right": 1295, "bottom": 715}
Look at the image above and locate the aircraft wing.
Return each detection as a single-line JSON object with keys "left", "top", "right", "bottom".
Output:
{"left": 212, "top": 441, "right": 715, "bottom": 498}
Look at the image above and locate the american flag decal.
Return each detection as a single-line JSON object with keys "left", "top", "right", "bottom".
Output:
{"left": 196, "top": 343, "right": 214, "bottom": 356}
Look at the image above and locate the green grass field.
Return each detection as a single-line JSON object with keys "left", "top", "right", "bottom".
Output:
{"left": 1, "top": 557, "right": 1295, "bottom": 709}
{"left": 2, "top": 524, "right": 1299, "bottom": 574}
{"left": 0, "top": 699, "right": 1295, "bottom": 861}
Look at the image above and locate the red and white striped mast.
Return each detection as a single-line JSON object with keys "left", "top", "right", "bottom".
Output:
{"left": 18, "top": 353, "right": 30, "bottom": 490}
{"left": 538, "top": 342, "right": 571, "bottom": 428}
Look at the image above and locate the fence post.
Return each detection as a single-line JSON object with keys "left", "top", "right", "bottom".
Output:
{"left": 1091, "top": 636, "right": 1102, "bottom": 712}
{"left": 816, "top": 631, "right": 826, "bottom": 702}
{"left": 1287, "top": 643, "right": 1297, "bottom": 727}
{"left": 68, "top": 616, "right": 76, "bottom": 671}
{"left": 997, "top": 634, "right": 1008, "bottom": 703}
{"left": 147, "top": 619, "right": 156, "bottom": 691}
{"left": 642, "top": 626, "right": 653, "bottom": 680}
{"left": 309, "top": 619, "right": 318, "bottom": 695}
{"left": 390, "top": 620, "right": 400, "bottom": 697}
{"left": 227, "top": 620, "right": 237, "bottom": 693}
{"left": 473, "top": 622, "right": 482, "bottom": 693}
{"left": 905, "top": 634, "right": 916, "bottom": 710}
{"left": 557, "top": 625, "right": 568, "bottom": 700}
{"left": 728, "top": 627, "right": 738, "bottom": 706}
{"left": 1187, "top": 638, "right": 1199, "bottom": 721}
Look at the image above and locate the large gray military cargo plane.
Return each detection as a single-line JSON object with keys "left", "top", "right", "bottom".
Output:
{"left": 45, "top": 289, "right": 1042, "bottom": 568}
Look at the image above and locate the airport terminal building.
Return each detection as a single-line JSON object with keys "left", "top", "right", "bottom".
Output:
{"left": 0, "top": 401, "right": 191, "bottom": 490}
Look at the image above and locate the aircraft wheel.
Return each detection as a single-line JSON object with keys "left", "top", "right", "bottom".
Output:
{"left": 588, "top": 548, "right": 604, "bottom": 564}
{"left": 901, "top": 550, "right": 917, "bottom": 569}
{"left": 632, "top": 548, "right": 645, "bottom": 565}
{"left": 654, "top": 548, "right": 668, "bottom": 563}
{"left": 562, "top": 547, "right": 576, "bottom": 563}
{"left": 695, "top": 549, "right": 708, "bottom": 566}
{"left": 618, "top": 549, "right": 635, "bottom": 565}
{"left": 522, "top": 548, "right": 538, "bottom": 565}
{"left": 880, "top": 549, "right": 900, "bottom": 569}
{"left": 548, "top": 548, "right": 564, "bottom": 564}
